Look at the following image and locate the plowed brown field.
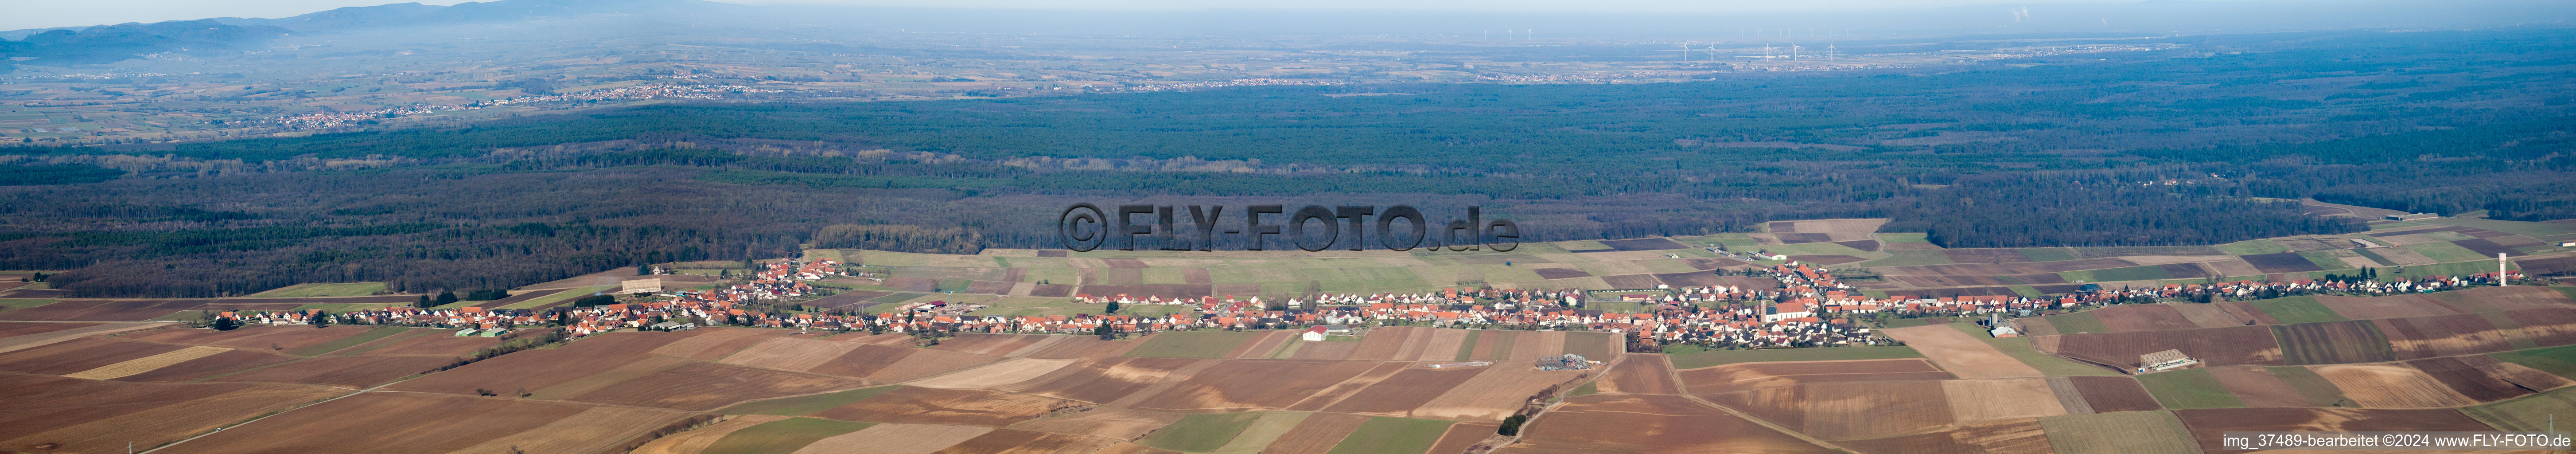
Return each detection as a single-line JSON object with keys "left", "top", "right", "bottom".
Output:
{"left": 384, "top": 331, "right": 690, "bottom": 396}
{"left": 1414, "top": 363, "right": 1588, "bottom": 420}
{"left": 113, "top": 349, "right": 295, "bottom": 382}
{"left": 721, "top": 337, "right": 867, "bottom": 372}
{"left": 2404, "top": 356, "right": 2553, "bottom": 403}
{"left": 797, "top": 423, "right": 991, "bottom": 454}
{"left": 1322, "top": 367, "right": 1483, "bottom": 415}
{"left": 121, "top": 325, "right": 385, "bottom": 353}
{"left": 0, "top": 375, "right": 342, "bottom": 454}
{"left": 1677, "top": 358, "right": 1956, "bottom": 394}
{"left": 1019, "top": 337, "right": 1146, "bottom": 359}
{"left": 2171, "top": 304, "right": 2261, "bottom": 328}
{"left": 0, "top": 337, "right": 185, "bottom": 375}
{"left": 910, "top": 358, "right": 1077, "bottom": 389}
{"left": 1710, "top": 380, "right": 1954, "bottom": 439}
{"left": 1499, "top": 394, "right": 1837, "bottom": 454}
{"left": 211, "top": 355, "right": 459, "bottom": 387}
{"left": 156, "top": 391, "right": 681, "bottom": 454}
{"left": 2206, "top": 366, "right": 2308, "bottom": 407}
{"left": 2064, "top": 376, "right": 2162, "bottom": 412}
{"left": 930, "top": 333, "right": 1049, "bottom": 356}
{"left": 926, "top": 429, "right": 1109, "bottom": 454}
{"left": 1000, "top": 356, "right": 1208, "bottom": 403}
{"left": 1943, "top": 379, "right": 2069, "bottom": 423}
{"left": 650, "top": 327, "right": 795, "bottom": 361}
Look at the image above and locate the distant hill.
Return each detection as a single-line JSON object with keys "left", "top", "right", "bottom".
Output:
{"left": 0, "top": 20, "right": 292, "bottom": 67}
{"left": 213, "top": 0, "right": 739, "bottom": 32}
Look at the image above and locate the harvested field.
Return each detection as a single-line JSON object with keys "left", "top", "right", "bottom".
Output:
{"left": 31, "top": 382, "right": 533, "bottom": 454}
{"left": 1322, "top": 417, "right": 1454, "bottom": 454}
{"left": 0, "top": 375, "right": 346, "bottom": 454}
{"left": 1597, "top": 354, "right": 1681, "bottom": 394}
{"left": 930, "top": 333, "right": 1050, "bottom": 356}
{"left": 2273, "top": 320, "right": 2398, "bottom": 365}
{"left": 63, "top": 345, "right": 231, "bottom": 380}
{"left": 796, "top": 423, "right": 990, "bottom": 454}
{"left": 2241, "top": 252, "right": 2327, "bottom": 273}
{"left": 1009, "top": 407, "right": 1182, "bottom": 441}
{"left": 2441, "top": 286, "right": 2576, "bottom": 312}
{"left": 2086, "top": 305, "right": 2200, "bottom": 332}
{"left": 2039, "top": 325, "right": 2283, "bottom": 368}
{"left": 384, "top": 331, "right": 691, "bottom": 396}
{"left": 2172, "top": 407, "right": 2499, "bottom": 452}
{"left": 717, "top": 386, "right": 900, "bottom": 416}
{"left": 82, "top": 387, "right": 654, "bottom": 454}
{"left": 112, "top": 349, "right": 294, "bottom": 382}
{"left": 1531, "top": 268, "right": 1592, "bottom": 279}
{"left": 2037, "top": 411, "right": 2199, "bottom": 454}
{"left": 813, "top": 387, "right": 1079, "bottom": 427}
{"left": 2311, "top": 363, "right": 2479, "bottom": 408}
{"left": 2376, "top": 313, "right": 2518, "bottom": 359}
{"left": 1502, "top": 394, "right": 1835, "bottom": 454}
{"left": 1843, "top": 418, "right": 2053, "bottom": 454}
{"left": 915, "top": 358, "right": 1080, "bottom": 390}
{"left": 210, "top": 355, "right": 462, "bottom": 387}
{"left": 1789, "top": 255, "right": 1866, "bottom": 265}
{"left": 0, "top": 299, "right": 207, "bottom": 321}
{"left": 1878, "top": 325, "right": 2042, "bottom": 379}
{"left": 1413, "top": 364, "right": 1587, "bottom": 420}
{"left": 1564, "top": 331, "right": 1619, "bottom": 362}
{"left": 1136, "top": 412, "right": 1265, "bottom": 452}
{"left": 2064, "top": 376, "right": 2163, "bottom": 412}
{"left": 1001, "top": 356, "right": 1209, "bottom": 403}
{"left": 723, "top": 337, "right": 868, "bottom": 372}
{"left": 0, "top": 337, "right": 186, "bottom": 375}
{"left": 568, "top": 362, "right": 865, "bottom": 411}
{"left": 1020, "top": 337, "right": 1147, "bottom": 359}
{"left": 650, "top": 327, "right": 794, "bottom": 361}
{"left": 1665, "top": 346, "right": 1923, "bottom": 369}
{"left": 1261, "top": 413, "right": 1370, "bottom": 454}
{"left": 0, "top": 321, "right": 150, "bottom": 354}
{"left": 1881, "top": 258, "right": 2134, "bottom": 276}
{"left": 805, "top": 344, "right": 1002, "bottom": 384}
{"left": 1943, "top": 379, "right": 2069, "bottom": 423}
{"left": 2405, "top": 356, "right": 2558, "bottom": 403}
{"left": 1410, "top": 329, "right": 1467, "bottom": 361}
{"left": 632, "top": 415, "right": 791, "bottom": 454}
{"left": 2465, "top": 387, "right": 2576, "bottom": 432}
{"left": 1677, "top": 358, "right": 1955, "bottom": 394}
{"left": 1288, "top": 339, "right": 1358, "bottom": 360}
{"left": 1323, "top": 367, "right": 1483, "bottom": 415}
{"left": 1422, "top": 422, "right": 1502, "bottom": 454}
{"left": 1128, "top": 360, "right": 1383, "bottom": 411}
{"left": 1348, "top": 327, "right": 1419, "bottom": 360}
{"left": 1710, "top": 380, "right": 1954, "bottom": 439}
{"left": 2205, "top": 366, "right": 2309, "bottom": 407}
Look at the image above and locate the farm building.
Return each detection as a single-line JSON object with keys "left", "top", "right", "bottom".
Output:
{"left": 2385, "top": 213, "right": 2439, "bottom": 220}
{"left": 647, "top": 321, "right": 696, "bottom": 331}
{"left": 1303, "top": 325, "right": 1327, "bottom": 341}
{"left": 2139, "top": 349, "right": 2199, "bottom": 372}
{"left": 1538, "top": 353, "right": 1592, "bottom": 371}
{"left": 622, "top": 278, "right": 663, "bottom": 294}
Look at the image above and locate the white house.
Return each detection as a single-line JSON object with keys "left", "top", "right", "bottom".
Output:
{"left": 1303, "top": 325, "right": 1327, "bottom": 341}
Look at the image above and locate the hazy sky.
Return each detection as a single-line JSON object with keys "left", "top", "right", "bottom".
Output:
{"left": 12, "top": 0, "right": 2183, "bottom": 31}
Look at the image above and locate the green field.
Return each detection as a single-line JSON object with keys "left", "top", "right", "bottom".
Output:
{"left": 1455, "top": 330, "right": 1481, "bottom": 361}
{"left": 1878, "top": 232, "right": 1930, "bottom": 243}
{"left": 1758, "top": 242, "right": 1876, "bottom": 256}
{"left": 2389, "top": 260, "right": 2518, "bottom": 280}
{"left": 284, "top": 327, "right": 412, "bottom": 356}
{"left": 970, "top": 297, "right": 1189, "bottom": 318}
{"left": 716, "top": 386, "right": 901, "bottom": 416}
{"left": 2401, "top": 241, "right": 2490, "bottom": 263}
{"left": 2021, "top": 248, "right": 2079, "bottom": 262}
{"left": 699, "top": 417, "right": 874, "bottom": 454}
{"left": 2490, "top": 345, "right": 2576, "bottom": 379}
{"left": 246, "top": 282, "right": 389, "bottom": 297}
{"left": 499, "top": 286, "right": 616, "bottom": 309}
{"left": 2296, "top": 250, "right": 2355, "bottom": 271}
{"left": 1139, "top": 412, "right": 1265, "bottom": 452}
{"left": 1322, "top": 417, "right": 1456, "bottom": 454}
{"left": 2136, "top": 368, "right": 2246, "bottom": 409}
{"left": 2214, "top": 239, "right": 2292, "bottom": 256}
{"left": 1568, "top": 382, "right": 1599, "bottom": 397}
{"left": 0, "top": 298, "right": 58, "bottom": 312}
{"left": 1211, "top": 412, "right": 1314, "bottom": 454}
{"left": 1666, "top": 346, "right": 1923, "bottom": 370}
{"left": 2045, "top": 312, "right": 2111, "bottom": 335}
{"left": 2420, "top": 216, "right": 2576, "bottom": 238}
{"left": 2037, "top": 411, "right": 2200, "bottom": 454}
{"left": 1127, "top": 330, "right": 1266, "bottom": 358}
{"left": 2245, "top": 296, "right": 2349, "bottom": 324}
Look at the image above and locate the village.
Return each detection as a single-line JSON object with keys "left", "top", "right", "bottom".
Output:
{"left": 206, "top": 251, "right": 2531, "bottom": 355}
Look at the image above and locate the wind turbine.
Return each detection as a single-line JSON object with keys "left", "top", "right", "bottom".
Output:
{"left": 1679, "top": 42, "right": 1691, "bottom": 63}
